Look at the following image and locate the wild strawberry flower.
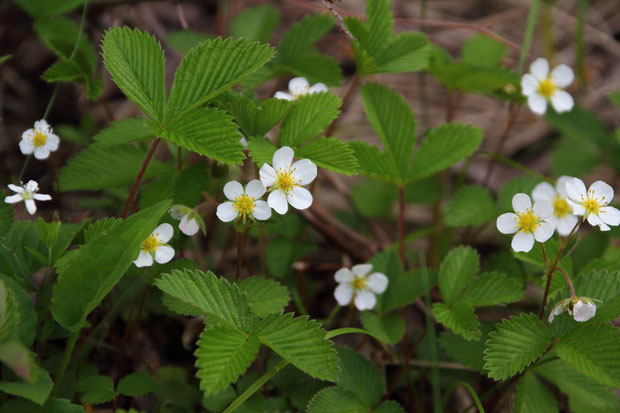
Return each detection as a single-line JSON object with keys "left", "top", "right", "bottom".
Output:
{"left": 134, "top": 223, "right": 175, "bottom": 268}
{"left": 4, "top": 180, "right": 51, "bottom": 215}
{"left": 333, "top": 264, "right": 388, "bottom": 311}
{"left": 521, "top": 58, "right": 574, "bottom": 115}
{"left": 548, "top": 297, "right": 598, "bottom": 323}
{"left": 496, "top": 193, "right": 554, "bottom": 252}
{"left": 565, "top": 178, "right": 620, "bottom": 231}
{"left": 259, "top": 146, "right": 317, "bottom": 215}
{"left": 532, "top": 176, "right": 579, "bottom": 236}
{"left": 216, "top": 180, "right": 271, "bottom": 223}
{"left": 169, "top": 204, "right": 203, "bottom": 236}
{"left": 274, "top": 77, "right": 328, "bottom": 101}
{"left": 19, "top": 119, "right": 60, "bottom": 160}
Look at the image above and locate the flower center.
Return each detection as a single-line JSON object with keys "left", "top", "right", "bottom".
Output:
{"left": 553, "top": 197, "right": 571, "bottom": 218}
{"left": 234, "top": 194, "right": 255, "bottom": 218}
{"left": 141, "top": 234, "right": 161, "bottom": 253}
{"left": 294, "top": 86, "right": 310, "bottom": 98}
{"left": 517, "top": 211, "right": 540, "bottom": 234}
{"left": 275, "top": 170, "right": 297, "bottom": 194}
{"left": 583, "top": 198, "right": 601, "bottom": 215}
{"left": 352, "top": 277, "right": 366, "bottom": 291}
{"left": 537, "top": 78, "right": 556, "bottom": 98}
{"left": 33, "top": 132, "right": 47, "bottom": 147}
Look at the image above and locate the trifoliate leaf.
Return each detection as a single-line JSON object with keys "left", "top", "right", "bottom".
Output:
{"left": 296, "top": 137, "right": 358, "bottom": 175}
{"left": 336, "top": 347, "right": 384, "bottom": 407}
{"left": 514, "top": 372, "right": 558, "bottom": 413}
{"left": 455, "top": 272, "right": 524, "bottom": 307}
{"left": 360, "top": 312, "right": 405, "bottom": 345}
{"left": 306, "top": 387, "right": 367, "bottom": 413}
{"left": 229, "top": 5, "right": 280, "bottom": 43}
{"left": 438, "top": 245, "right": 480, "bottom": 304}
{"left": 238, "top": 277, "right": 291, "bottom": 317}
{"left": 116, "top": 372, "right": 156, "bottom": 397}
{"left": 444, "top": 185, "right": 496, "bottom": 227}
{"left": 279, "top": 92, "right": 341, "bottom": 147}
{"left": 432, "top": 303, "right": 480, "bottom": 341}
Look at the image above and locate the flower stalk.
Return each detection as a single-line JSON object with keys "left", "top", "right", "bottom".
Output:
{"left": 121, "top": 137, "right": 161, "bottom": 219}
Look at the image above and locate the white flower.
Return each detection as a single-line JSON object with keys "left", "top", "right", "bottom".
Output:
{"left": 496, "top": 193, "right": 554, "bottom": 252}
{"left": 565, "top": 178, "right": 620, "bottom": 231}
{"left": 259, "top": 146, "right": 317, "bottom": 214}
{"left": 521, "top": 58, "right": 574, "bottom": 115}
{"left": 19, "top": 119, "right": 60, "bottom": 160}
{"left": 4, "top": 180, "right": 51, "bottom": 215}
{"left": 274, "top": 77, "right": 328, "bottom": 101}
{"left": 134, "top": 223, "right": 175, "bottom": 268}
{"left": 169, "top": 205, "right": 202, "bottom": 236}
{"left": 333, "top": 264, "right": 388, "bottom": 311}
{"left": 548, "top": 297, "right": 597, "bottom": 323}
{"left": 216, "top": 180, "right": 271, "bottom": 223}
{"left": 532, "top": 176, "right": 579, "bottom": 236}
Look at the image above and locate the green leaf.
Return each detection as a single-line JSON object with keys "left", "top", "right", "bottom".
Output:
{"left": 351, "top": 179, "right": 396, "bottom": 218}
{"left": 195, "top": 324, "right": 259, "bottom": 396}
{"left": 230, "top": 5, "right": 280, "bottom": 43}
{"left": 336, "top": 347, "right": 384, "bottom": 407}
{"left": 102, "top": 27, "right": 166, "bottom": 123}
{"left": 555, "top": 323, "right": 620, "bottom": 388}
{"left": 566, "top": 270, "right": 620, "bottom": 323}
{"left": 444, "top": 185, "right": 497, "bottom": 227}
{"left": 166, "top": 37, "right": 274, "bottom": 124}
{"left": 497, "top": 175, "right": 541, "bottom": 213}
{"left": 162, "top": 107, "right": 244, "bottom": 164}
{"left": 0, "top": 275, "right": 36, "bottom": 347}
{"left": 165, "top": 30, "right": 212, "bottom": 55}
{"left": 41, "top": 60, "right": 82, "bottom": 83}
{"left": 51, "top": 200, "right": 171, "bottom": 331}
{"left": 432, "top": 303, "right": 480, "bottom": 341}
{"left": 551, "top": 137, "right": 599, "bottom": 177}
{"left": 252, "top": 312, "right": 339, "bottom": 381}
{"left": 379, "top": 268, "right": 437, "bottom": 313}
{"left": 0, "top": 55, "right": 10, "bottom": 65}
{"left": 0, "top": 398, "right": 85, "bottom": 413}
{"left": 0, "top": 367, "right": 52, "bottom": 405}
{"left": 279, "top": 92, "right": 341, "bottom": 147}
{"left": 514, "top": 372, "right": 558, "bottom": 413}
{"left": 92, "top": 117, "right": 152, "bottom": 146}
{"left": 58, "top": 143, "right": 169, "bottom": 191}
{"left": 266, "top": 238, "right": 315, "bottom": 278}
{"left": 14, "top": 0, "right": 83, "bottom": 18}
{"left": 306, "top": 387, "right": 367, "bottom": 413}
{"left": 440, "top": 328, "right": 490, "bottom": 371}
{"left": 238, "top": 277, "right": 290, "bottom": 317}
{"left": 83, "top": 218, "right": 121, "bottom": 243}
{"left": 438, "top": 245, "right": 480, "bottom": 304}
{"left": 116, "top": 372, "right": 156, "bottom": 397}
{"left": 75, "top": 375, "right": 116, "bottom": 404}
{"left": 140, "top": 162, "right": 210, "bottom": 210}
{"left": 296, "top": 138, "right": 358, "bottom": 175}
{"left": 222, "top": 95, "right": 292, "bottom": 137}
{"left": 409, "top": 123, "right": 483, "bottom": 180}
{"left": 349, "top": 140, "right": 397, "bottom": 182}
{"left": 155, "top": 269, "right": 256, "bottom": 333}
{"left": 277, "top": 14, "right": 333, "bottom": 64}
{"left": 461, "top": 34, "right": 507, "bottom": 67}
{"left": 0, "top": 279, "right": 19, "bottom": 343}
{"left": 373, "top": 401, "right": 407, "bottom": 413}
{"left": 0, "top": 191, "right": 14, "bottom": 234}
{"left": 247, "top": 136, "right": 278, "bottom": 166}
{"left": 483, "top": 313, "right": 552, "bottom": 381}
{"left": 455, "top": 272, "right": 524, "bottom": 307}
{"left": 373, "top": 32, "right": 431, "bottom": 73}
{"left": 360, "top": 312, "right": 405, "bottom": 345}
{"left": 361, "top": 83, "right": 416, "bottom": 180}
{"left": 0, "top": 340, "right": 36, "bottom": 383}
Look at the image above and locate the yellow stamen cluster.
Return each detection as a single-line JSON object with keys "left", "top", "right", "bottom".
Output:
{"left": 275, "top": 169, "right": 300, "bottom": 194}
{"left": 516, "top": 210, "right": 540, "bottom": 234}
{"left": 537, "top": 78, "right": 556, "bottom": 98}
{"left": 234, "top": 194, "right": 255, "bottom": 219}
{"left": 141, "top": 234, "right": 161, "bottom": 253}
{"left": 583, "top": 198, "right": 601, "bottom": 215}
{"left": 33, "top": 132, "right": 47, "bottom": 147}
{"left": 553, "top": 197, "right": 571, "bottom": 218}
{"left": 352, "top": 277, "right": 367, "bottom": 291}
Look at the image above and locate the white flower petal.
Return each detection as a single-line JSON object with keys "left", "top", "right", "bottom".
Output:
{"left": 21, "top": 128, "right": 34, "bottom": 140}
{"left": 556, "top": 214, "right": 579, "bottom": 236}
{"left": 532, "top": 182, "right": 556, "bottom": 202}
{"left": 534, "top": 222, "right": 554, "bottom": 243}
{"left": 309, "top": 83, "right": 328, "bottom": 94}
{"left": 223, "top": 181, "right": 244, "bottom": 201}
{"left": 335, "top": 268, "right": 354, "bottom": 283}
{"left": 520, "top": 73, "right": 539, "bottom": 96}
{"left": 33, "top": 146, "right": 50, "bottom": 160}
{"left": 268, "top": 190, "right": 288, "bottom": 214}
{"left": 154, "top": 245, "right": 175, "bottom": 264}
{"left": 179, "top": 215, "right": 200, "bottom": 236}
{"left": 7, "top": 184, "right": 23, "bottom": 194}
{"left": 533, "top": 200, "right": 553, "bottom": 219}
{"left": 573, "top": 300, "right": 596, "bottom": 322}
{"left": 530, "top": 58, "right": 550, "bottom": 81}
{"left": 272, "top": 146, "right": 294, "bottom": 171}
{"left": 528, "top": 93, "right": 547, "bottom": 115}
{"left": 19, "top": 139, "right": 34, "bottom": 155}
{"left": 252, "top": 200, "right": 272, "bottom": 221}
{"left": 599, "top": 222, "right": 611, "bottom": 231}
{"left": 334, "top": 283, "right": 354, "bottom": 306}
{"left": 497, "top": 213, "right": 519, "bottom": 234}
{"left": 274, "top": 91, "right": 293, "bottom": 101}
{"left": 512, "top": 231, "right": 535, "bottom": 252}
{"left": 550, "top": 90, "right": 574, "bottom": 113}
{"left": 550, "top": 64, "right": 574, "bottom": 88}
{"left": 25, "top": 199, "right": 37, "bottom": 215}
{"left": 587, "top": 213, "right": 602, "bottom": 227}
{"left": 46, "top": 134, "right": 60, "bottom": 151}
{"left": 34, "top": 120, "right": 49, "bottom": 130}
{"left": 245, "top": 179, "right": 266, "bottom": 199}
{"left": 556, "top": 176, "right": 574, "bottom": 198}
{"left": 259, "top": 164, "right": 277, "bottom": 187}
{"left": 4, "top": 194, "right": 22, "bottom": 204}
{"left": 588, "top": 180, "right": 614, "bottom": 206}
{"left": 25, "top": 180, "right": 38, "bottom": 192}
{"left": 599, "top": 206, "right": 620, "bottom": 227}
{"left": 32, "top": 193, "right": 51, "bottom": 201}
{"left": 289, "top": 77, "right": 310, "bottom": 96}
{"left": 291, "top": 159, "right": 317, "bottom": 185}
{"left": 566, "top": 199, "right": 585, "bottom": 216}
{"left": 512, "top": 193, "right": 532, "bottom": 214}
{"left": 287, "top": 186, "right": 313, "bottom": 210}
{"left": 354, "top": 290, "right": 376, "bottom": 311}
{"left": 366, "top": 273, "right": 388, "bottom": 294}
{"left": 153, "top": 223, "right": 174, "bottom": 243}
{"left": 566, "top": 178, "right": 587, "bottom": 202}
{"left": 134, "top": 250, "right": 153, "bottom": 268}
{"left": 352, "top": 263, "right": 373, "bottom": 277}
{"left": 216, "top": 202, "right": 238, "bottom": 222}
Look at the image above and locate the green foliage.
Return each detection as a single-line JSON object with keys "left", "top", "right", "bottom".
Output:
{"left": 439, "top": 246, "right": 480, "bottom": 304}
{"left": 0, "top": 279, "right": 19, "bottom": 343}
{"left": 306, "top": 386, "right": 367, "bottom": 413}
{"left": 497, "top": 175, "right": 542, "bottom": 213}
{"left": 14, "top": 0, "right": 83, "bottom": 18}
{"left": 0, "top": 275, "right": 36, "bottom": 347}
{"left": 514, "top": 372, "right": 558, "bottom": 413}
{"left": 433, "top": 303, "right": 480, "bottom": 341}
{"left": 247, "top": 137, "right": 278, "bottom": 166}
{"left": 336, "top": 347, "right": 384, "bottom": 406}
{"left": 439, "top": 327, "right": 490, "bottom": 371}
{"left": 461, "top": 35, "right": 507, "bottom": 67}
{"left": 220, "top": 94, "right": 292, "bottom": 137}
{"left": 444, "top": 185, "right": 497, "bottom": 227}
{"left": 266, "top": 238, "right": 315, "bottom": 278}
{"left": 116, "top": 372, "right": 155, "bottom": 397}
{"left": 238, "top": 277, "right": 290, "bottom": 318}
{"left": 360, "top": 312, "right": 405, "bottom": 344}
{"left": 296, "top": 138, "right": 358, "bottom": 175}
{"left": 75, "top": 375, "right": 116, "bottom": 404}
{"left": 92, "top": 118, "right": 152, "bottom": 146}
{"left": 165, "top": 30, "right": 212, "bottom": 55}
{"left": 484, "top": 314, "right": 552, "bottom": 380}
{"left": 0, "top": 191, "right": 14, "bottom": 234}
{"left": 52, "top": 200, "right": 171, "bottom": 331}
{"left": 455, "top": 272, "right": 524, "bottom": 307}
{"left": 41, "top": 60, "right": 82, "bottom": 82}
{"left": 230, "top": 5, "right": 280, "bottom": 43}
{"left": 279, "top": 92, "right": 341, "bottom": 147}
{"left": 0, "top": 397, "right": 85, "bottom": 413}
{"left": 0, "top": 367, "right": 52, "bottom": 405}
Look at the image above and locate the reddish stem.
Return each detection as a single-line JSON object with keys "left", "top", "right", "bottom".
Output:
{"left": 550, "top": 267, "right": 576, "bottom": 298}
{"left": 120, "top": 137, "right": 161, "bottom": 219}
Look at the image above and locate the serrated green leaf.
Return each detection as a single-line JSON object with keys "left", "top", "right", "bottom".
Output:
{"left": 0, "top": 191, "right": 14, "bottom": 234}
{"left": 439, "top": 245, "right": 479, "bottom": 304}
{"left": 483, "top": 313, "right": 552, "bottom": 381}
{"left": 432, "top": 302, "right": 480, "bottom": 341}
{"left": 296, "top": 137, "right": 358, "bottom": 175}
{"left": 277, "top": 14, "right": 333, "bottom": 64}
{"left": 0, "top": 279, "right": 19, "bottom": 343}
{"left": 444, "top": 185, "right": 496, "bottom": 227}
{"left": 195, "top": 325, "right": 259, "bottom": 396}
{"left": 41, "top": 60, "right": 83, "bottom": 83}
{"left": 409, "top": 123, "right": 483, "bottom": 180}
{"left": 336, "top": 347, "right": 384, "bottom": 407}
{"left": 166, "top": 37, "right": 274, "bottom": 124}
{"left": 514, "top": 372, "right": 558, "bottom": 413}
{"left": 266, "top": 238, "right": 315, "bottom": 278}
{"left": 58, "top": 143, "right": 169, "bottom": 191}
{"left": 380, "top": 268, "right": 437, "bottom": 313}
{"left": 462, "top": 34, "right": 507, "bottom": 67}
{"left": 116, "top": 372, "right": 155, "bottom": 397}
{"left": 455, "top": 272, "right": 524, "bottom": 307}
{"left": 562, "top": 270, "right": 620, "bottom": 323}
{"left": 279, "top": 92, "right": 341, "bottom": 147}
{"left": 349, "top": 140, "right": 398, "bottom": 182}
{"left": 252, "top": 312, "right": 338, "bottom": 381}
{"left": 140, "top": 162, "right": 209, "bottom": 210}
{"left": 246, "top": 136, "right": 277, "bottom": 167}
{"left": 238, "top": 277, "right": 290, "bottom": 317}
{"left": 373, "top": 32, "right": 430, "bottom": 73}
{"left": 373, "top": 400, "right": 407, "bottom": 413}
{"left": 230, "top": 5, "right": 280, "bottom": 43}
{"left": 223, "top": 95, "right": 292, "bottom": 138}
{"left": 440, "top": 327, "right": 490, "bottom": 371}
{"left": 0, "top": 275, "right": 36, "bottom": 347}
{"left": 75, "top": 375, "right": 116, "bottom": 404}
{"left": 162, "top": 107, "right": 244, "bottom": 164}
{"left": 555, "top": 323, "right": 620, "bottom": 388}
{"left": 83, "top": 218, "right": 121, "bottom": 243}
{"left": 360, "top": 312, "right": 405, "bottom": 345}
{"left": 155, "top": 269, "right": 256, "bottom": 333}
{"left": 102, "top": 27, "right": 166, "bottom": 123}
{"left": 92, "top": 117, "right": 152, "bottom": 146}
{"left": 0, "top": 366, "right": 52, "bottom": 405}
{"left": 51, "top": 200, "right": 170, "bottom": 331}
{"left": 306, "top": 386, "right": 367, "bottom": 413}
{"left": 14, "top": 0, "right": 83, "bottom": 18}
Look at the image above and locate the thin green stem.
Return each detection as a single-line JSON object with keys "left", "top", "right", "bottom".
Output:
{"left": 17, "top": 155, "right": 31, "bottom": 182}
{"left": 517, "top": 0, "right": 541, "bottom": 74}
{"left": 443, "top": 382, "right": 485, "bottom": 413}
{"left": 51, "top": 330, "right": 79, "bottom": 396}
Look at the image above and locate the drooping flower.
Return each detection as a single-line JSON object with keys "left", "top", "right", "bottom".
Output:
{"left": 521, "top": 58, "right": 574, "bottom": 115}
{"left": 532, "top": 176, "right": 579, "bottom": 236}
{"left": 548, "top": 297, "right": 598, "bottom": 323}
{"left": 134, "top": 223, "right": 175, "bottom": 268}
{"left": 259, "top": 146, "right": 317, "bottom": 215}
{"left": 565, "top": 178, "right": 620, "bottom": 231}
{"left": 496, "top": 193, "right": 554, "bottom": 252}
{"left": 333, "top": 264, "right": 388, "bottom": 311}
{"left": 274, "top": 77, "right": 328, "bottom": 101}
{"left": 216, "top": 180, "right": 271, "bottom": 223}
{"left": 19, "top": 119, "right": 60, "bottom": 160}
{"left": 169, "top": 204, "right": 203, "bottom": 236}
{"left": 4, "top": 180, "right": 51, "bottom": 215}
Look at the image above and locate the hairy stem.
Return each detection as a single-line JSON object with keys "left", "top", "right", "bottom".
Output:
{"left": 121, "top": 137, "right": 161, "bottom": 219}
{"left": 551, "top": 267, "right": 576, "bottom": 298}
